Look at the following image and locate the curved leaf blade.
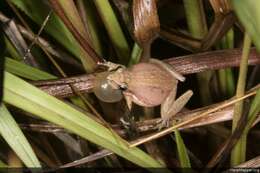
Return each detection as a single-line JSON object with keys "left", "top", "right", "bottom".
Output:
{"left": 174, "top": 130, "right": 191, "bottom": 169}
{"left": 5, "top": 57, "right": 56, "bottom": 80}
{"left": 0, "top": 104, "right": 41, "bottom": 167}
{"left": 3, "top": 72, "right": 163, "bottom": 168}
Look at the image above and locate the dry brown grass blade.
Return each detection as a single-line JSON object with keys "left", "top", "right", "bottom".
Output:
{"left": 160, "top": 1, "right": 235, "bottom": 52}
{"left": 204, "top": 101, "right": 251, "bottom": 172}
{"left": 19, "top": 102, "right": 234, "bottom": 136}
{"left": 200, "top": 13, "right": 236, "bottom": 51}
{"left": 168, "top": 47, "right": 260, "bottom": 75}
{"left": 0, "top": 11, "right": 83, "bottom": 69}
{"left": 43, "top": 88, "right": 258, "bottom": 167}
{"left": 2, "top": 20, "right": 39, "bottom": 67}
{"left": 132, "top": 0, "right": 159, "bottom": 45}
{"left": 32, "top": 47, "right": 260, "bottom": 98}
{"left": 160, "top": 26, "right": 202, "bottom": 52}
{"left": 17, "top": 87, "right": 260, "bottom": 169}
{"left": 210, "top": 0, "right": 232, "bottom": 15}
{"left": 199, "top": 0, "right": 234, "bottom": 51}
{"left": 132, "top": 0, "right": 159, "bottom": 61}
{"left": 18, "top": 88, "right": 260, "bottom": 168}
{"left": 233, "top": 155, "right": 260, "bottom": 168}
{"left": 130, "top": 85, "right": 259, "bottom": 147}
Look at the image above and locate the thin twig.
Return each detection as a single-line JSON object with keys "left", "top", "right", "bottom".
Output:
{"left": 0, "top": 11, "right": 83, "bottom": 69}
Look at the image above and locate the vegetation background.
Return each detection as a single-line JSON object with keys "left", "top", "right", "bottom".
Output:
{"left": 0, "top": 0, "right": 260, "bottom": 171}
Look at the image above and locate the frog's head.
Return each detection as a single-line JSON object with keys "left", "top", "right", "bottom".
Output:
{"left": 107, "top": 68, "right": 128, "bottom": 90}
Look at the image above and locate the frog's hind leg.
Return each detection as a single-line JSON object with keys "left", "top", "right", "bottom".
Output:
{"left": 149, "top": 58, "right": 185, "bottom": 82}
{"left": 160, "top": 90, "right": 193, "bottom": 128}
{"left": 119, "top": 93, "right": 139, "bottom": 138}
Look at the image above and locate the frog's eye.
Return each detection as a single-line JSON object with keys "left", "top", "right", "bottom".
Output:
{"left": 93, "top": 72, "right": 123, "bottom": 103}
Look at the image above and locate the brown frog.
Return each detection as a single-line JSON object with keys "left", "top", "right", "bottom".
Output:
{"left": 94, "top": 59, "right": 193, "bottom": 128}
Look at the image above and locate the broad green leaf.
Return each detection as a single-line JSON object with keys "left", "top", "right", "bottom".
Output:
{"left": 232, "top": 1, "right": 260, "bottom": 51}
{"left": 3, "top": 72, "right": 164, "bottom": 169}
{"left": 0, "top": 104, "right": 41, "bottom": 167}
{"left": 5, "top": 57, "right": 56, "bottom": 80}
{"left": 174, "top": 130, "right": 191, "bottom": 169}
{"left": 5, "top": 58, "right": 90, "bottom": 156}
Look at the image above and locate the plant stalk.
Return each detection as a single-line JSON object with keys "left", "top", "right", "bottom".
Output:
{"left": 183, "top": 0, "right": 212, "bottom": 105}
{"left": 230, "top": 33, "right": 251, "bottom": 166}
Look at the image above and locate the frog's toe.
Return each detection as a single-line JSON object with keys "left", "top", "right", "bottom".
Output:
{"left": 156, "top": 118, "right": 170, "bottom": 131}
{"left": 120, "top": 117, "right": 131, "bottom": 129}
{"left": 156, "top": 118, "right": 162, "bottom": 124}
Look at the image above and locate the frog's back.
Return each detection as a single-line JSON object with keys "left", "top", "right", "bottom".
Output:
{"left": 127, "top": 62, "right": 176, "bottom": 107}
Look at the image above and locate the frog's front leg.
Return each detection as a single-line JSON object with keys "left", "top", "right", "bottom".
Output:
{"left": 159, "top": 89, "right": 193, "bottom": 128}
{"left": 149, "top": 58, "right": 185, "bottom": 82}
{"left": 120, "top": 92, "right": 140, "bottom": 137}
{"left": 97, "top": 61, "right": 125, "bottom": 71}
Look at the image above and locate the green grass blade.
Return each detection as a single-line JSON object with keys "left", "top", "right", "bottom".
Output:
{"left": 3, "top": 72, "right": 164, "bottom": 168}
{"left": 5, "top": 57, "right": 56, "bottom": 80}
{"left": 183, "top": 0, "right": 212, "bottom": 105}
{"left": 244, "top": 89, "right": 260, "bottom": 134}
{"left": 0, "top": 104, "right": 41, "bottom": 167}
{"left": 94, "top": 0, "right": 130, "bottom": 64}
{"left": 128, "top": 43, "right": 142, "bottom": 66}
{"left": 4, "top": 37, "right": 21, "bottom": 61}
{"left": 174, "top": 130, "right": 191, "bottom": 170}
{"left": 0, "top": 160, "right": 7, "bottom": 168}
{"left": 232, "top": 0, "right": 260, "bottom": 51}
{"left": 52, "top": 0, "right": 96, "bottom": 71}
{"left": 231, "top": 33, "right": 251, "bottom": 166}
{"left": 82, "top": 0, "right": 103, "bottom": 56}
{"left": 218, "top": 28, "right": 235, "bottom": 98}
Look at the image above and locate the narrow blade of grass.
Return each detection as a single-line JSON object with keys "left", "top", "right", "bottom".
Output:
{"left": 0, "top": 104, "right": 41, "bottom": 167}
{"left": 128, "top": 43, "right": 142, "bottom": 66}
{"left": 52, "top": 0, "right": 97, "bottom": 71}
{"left": 80, "top": 0, "right": 103, "bottom": 56}
{"left": 0, "top": 160, "right": 7, "bottom": 168}
{"left": 231, "top": 33, "right": 251, "bottom": 166}
{"left": 3, "top": 72, "right": 164, "bottom": 168}
{"left": 245, "top": 89, "right": 260, "bottom": 133}
{"left": 94, "top": 0, "right": 130, "bottom": 64}
{"left": 183, "top": 0, "right": 212, "bottom": 105}
{"left": 174, "top": 130, "right": 191, "bottom": 170}
{"left": 5, "top": 57, "right": 56, "bottom": 80}
{"left": 218, "top": 28, "right": 235, "bottom": 98}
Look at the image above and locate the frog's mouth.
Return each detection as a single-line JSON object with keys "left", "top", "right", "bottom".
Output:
{"left": 107, "top": 78, "right": 128, "bottom": 91}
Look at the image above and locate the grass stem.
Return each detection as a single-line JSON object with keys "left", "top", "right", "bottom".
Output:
{"left": 230, "top": 33, "right": 251, "bottom": 166}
